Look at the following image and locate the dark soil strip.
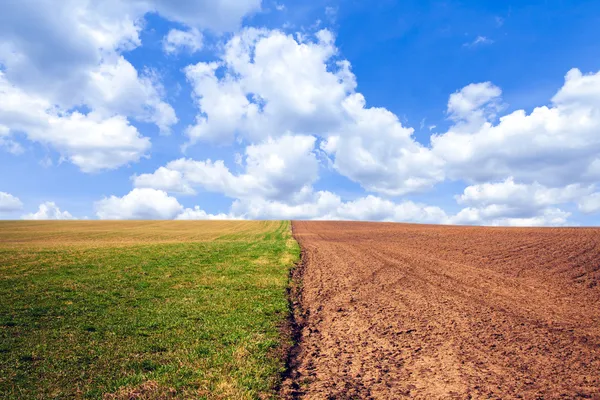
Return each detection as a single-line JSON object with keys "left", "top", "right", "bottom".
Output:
{"left": 279, "top": 225, "right": 308, "bottom": 399}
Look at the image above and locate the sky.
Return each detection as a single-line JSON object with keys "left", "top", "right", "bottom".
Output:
{"left": 1, "top": 0, "right": 600, "bottom": 225}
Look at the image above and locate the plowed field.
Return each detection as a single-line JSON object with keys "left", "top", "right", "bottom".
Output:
{"left": 284, "top": 221, "right": 600, "bottom": 399}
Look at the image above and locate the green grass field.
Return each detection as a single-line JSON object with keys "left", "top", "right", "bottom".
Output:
{"left": 0, "top": 220, "right": 299, "bottom": 399}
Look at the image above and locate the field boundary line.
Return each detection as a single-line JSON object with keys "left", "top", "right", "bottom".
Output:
{"left": 279, "top": 221, "right": 308, "bottom": 399}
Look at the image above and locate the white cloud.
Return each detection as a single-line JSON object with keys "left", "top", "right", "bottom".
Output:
{"left": 0, "top": 73, "right": 151, "bottom": 172}
{"left": 94, "top": 188, "right": 232, "bottom": 221}
{"left": 323, "top": 93, "right": 444, "bottom": 195}
{"left": 578, "top": 193, "right": 600, "bottom": 214}
{"left": 159, "top": 29, "right": 600, "bottom": 224}
{"left": 0, "top": 0, "right": 262, "bottom": 169}
{"left": 86, "top": 57, "right": 177, "bottom": 134}
{"left": 0, "top": 0, "right": 142, "bottom": 103}
{"left": 231, "top": 191, "right": 449, "bottom": 223}
{"left": 183, "top": 28, "right": 442, "bottom": 196}
{"left": 450, "top": 178, "right": 587, "bottom": 226}
{"left": 447, "top": 82, "right": 502, "bottom": 122}
{"left": 94, "top": 188, "right": 184, "bottom": 220}
{"left": 0, "top": 1, "right": 166, "bottom": 170}
{"left": 456, "top": 178, "right": 591, "bottom": 209}
{"left": 451, "top": 206, "right": 570, "bottom": 227}
{"left": 134, "top": 135, "right": 319, "bottom": 201}
{"left": 183, "top": 29, "right": 349, "bottom": 145}
{"left": 133, "top": 167, "right": 194, "bottom": 195}
{"left": 176, "top": 206, "right": 233, "bottom": 220}
{"left": 163, "top": 28, "right": 203, "bottom": 54}
{"left": 464, "top": 36, "right": 494, "bottom": 48}
{"left": 0, "top": 192, "right": 23, "bottom": 212}
{"left": 432, "top": 69, "right": 600, "bottom": 187}
{"left": 22, "top": 202, "right": 75, "bottom": 220}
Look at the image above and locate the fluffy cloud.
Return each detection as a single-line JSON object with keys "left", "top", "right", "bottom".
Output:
{"left": 446, "top": 82, "right": 502, "bottom": 122}
{"left": 0, "top": 1, "right": 166, "bottom": 171}
{"left": 231, "top": 191, "right": 449, "bottom": 223}
{"left": 94, "top": 188, "right": 183, "bottom": 220}
{"left": 0, "top": 0, "right": 259, "bottom": 98}
{"left": 0, "top": 1, "right": 176, "bottom": 123}
{"left": 183, "top": 28, "right": 441, "bottom": 195}
{"left": 449, "top": 178, "right": 587, "bottom": 226}
{"left": 163, "top": 28, "right": 203, "bottom": 54}
{"left": 322, "top": 93, "right": 444, "bottom": 195}
{"left": 134, "top": 135, "right": 319, "bottom": 201}
{"left": 183, "top": 29, "right": 349, "bottom": 145}
{"left": 0, "top": 73, "right": 151, "bottom": 172}
{"left": 5, "top": 7, "right": 600, "bottom": 227}
{"left": 22, "top": 202, "right": 75, "bottom": 220}
{"left": 456, "top": 178, "right": 591, "bottom": 209}
{"left": 86, "top": 57, "right": 177, "bottom": 134}
{"left": 0, "top": 0, "right": 261, "bottom": 170}
{"left": 450, "top": 207, "right": 570, "bottom": 227}
{"left": 94, "top": 188, "right": 232, "bottom": 220}
{"left": 176, "top": 207, "right": 233, "bottom": 220}
{"left": 432, "top": 69, "right": 600, "bottom": 187}
{"left": 0, "top": 192, "right": 23, "bottom": 212}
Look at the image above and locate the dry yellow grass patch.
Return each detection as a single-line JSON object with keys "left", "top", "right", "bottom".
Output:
{"left": 0, "top": 220, "right": 282, "bottom": 249}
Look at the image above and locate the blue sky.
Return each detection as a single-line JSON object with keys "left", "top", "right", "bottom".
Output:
{"left": 1, "top": 0, "right": 600, "bottom": 225}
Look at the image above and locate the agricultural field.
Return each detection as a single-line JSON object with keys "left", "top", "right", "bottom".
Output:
{"left": 284, "top": 221, "right": 600, "bottom": 399}
{"left": 3, "top": 219, "right": 600, "bottom": 399}
{"left": 0, "top": 221, "right": 299, "bottom": 399}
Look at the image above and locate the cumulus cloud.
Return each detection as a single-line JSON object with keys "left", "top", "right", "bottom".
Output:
{"left": 134, "top": 135, "right": 319, "bottom": 201}
{"left": 176, "top": 206, "right": 233, "bottom": 220}
{"left": 94, "top": 188, "right": 184, "bottom": 220}
{"left": 183, "top": 29, "right": 348, "bottom": 145}
{"left": 22, "top": 202, "right": 75, "bottom": 220}
{"left": 449, "top": 178, "right": 588, "bottom": 226}
{"left": 231, "top": 191, "right": 449, "bottom": 223}
{"left": 0, "top": 0, "right": 261, "bottom": 170}
{"left": 432, "top": 69, "right": 600, "bottom": 187}
{"left": 0, "top": 192, "right": 23, "bottom": 212}
{"left": 456, "top": 178, "right": 591, "bottom": 209}
{"left": 86, "top": 57, "right": 177, "bottom": 134}
{"left": 446, "top": 82, "right": 502, "bottom": 123}
{"left": 0, "top": 1, "right": 175, "bottom": 119}
{"left": 163, "top": 28, "right": 203, "bottom": 54}
{"left": 183, "top": 28, "right": 442, "bottom": 195}
{"left": 94, "top": 188, "right": 233, "bottom": 220}
{"left": 451, "top": 206, "right": 570, "bottom": 227}
{"left": 323, "top": 93, "right": 444, "bottom": 195}
{"left": 0, "top": 73, "right": 151, "bottom": 172}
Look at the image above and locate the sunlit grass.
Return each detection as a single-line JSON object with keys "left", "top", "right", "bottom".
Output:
{"left": 0, "top": 220, "right": 299, "bottom": 399}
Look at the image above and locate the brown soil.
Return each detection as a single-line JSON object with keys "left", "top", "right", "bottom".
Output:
{"left": 281, "top": 221, "right": 600, "bottom": 399}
